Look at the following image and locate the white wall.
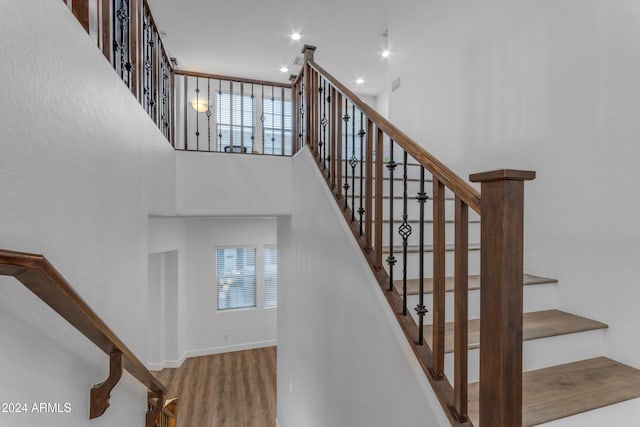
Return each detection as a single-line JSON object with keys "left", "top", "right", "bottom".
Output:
{"left": 387, "top": 0, "right": 640, "bottom": 367}
{"left": 184, "top": 217, "right": 278, "bottom": 356}
{"left": 148, "top": 216, "right": 278, "bottom": 366}
{"left": 277, "top": 148, "right": 448, "bottom": 427}
{"left": 176, "top": 151, "right": 293, "bottom": 215}
{"left": 0, "top": 1, "right": 175, "bottom": 426}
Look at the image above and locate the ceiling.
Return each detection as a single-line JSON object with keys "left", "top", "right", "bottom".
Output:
{"left": 147, "top": 0, "right": 390, "bottom": 97}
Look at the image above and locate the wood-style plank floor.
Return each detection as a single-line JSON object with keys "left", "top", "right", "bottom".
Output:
{"left": 153, "top": 347, "right": 277, "bottom": 427}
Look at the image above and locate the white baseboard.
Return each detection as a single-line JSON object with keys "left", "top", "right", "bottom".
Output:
{"left": 147, "top": 354, "right": 186, "bottom": 371}
{"left": 185, "top": 339, "right": 277, "bottom": 359}
{"left": 276, "top": 418, "right": 280, "bottom": 427}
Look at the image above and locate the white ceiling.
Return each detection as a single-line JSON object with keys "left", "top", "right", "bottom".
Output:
{"left": 147, "top": 0, "right": 390, "bottom": 97}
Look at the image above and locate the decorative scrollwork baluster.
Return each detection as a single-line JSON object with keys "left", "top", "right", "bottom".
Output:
{"left": 399, "top": 150, "right": 412, "bottom": 316}
{"left": 415, "top": 166, "right": 430, "bottom": 344}
{"left": 342, "top": 100, "right": 351, "bottom": 210}
{"left": 358, "top": 112, "right": 366, "bottom": 236}
{"left": 386, "top": 142, "right": 397, "bottom": 292}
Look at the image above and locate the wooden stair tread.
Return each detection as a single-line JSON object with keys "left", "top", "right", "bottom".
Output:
{"left": 468, "top": 357, "right": 640, "bottom": 426}
{"left": 394, "top": 273, "right": 557, "bottom": 296}
{"left": 422, "top": 309, "right": 607, "bottom": 354}
{"left": 382, "top": 243, "right": 480, "bottom": 253}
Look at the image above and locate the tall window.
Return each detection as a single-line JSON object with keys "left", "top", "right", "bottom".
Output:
{"left": 216, "top": 247, "right": 256, "bottom": 310}
{"left": 264, "top": 245, "right": 277, "bottom": 308}
{"left": 262, "top": 98, "right": 293, "bottom": 155}
{"left": 217, "top": 93, "right": 254, "bottom": 152}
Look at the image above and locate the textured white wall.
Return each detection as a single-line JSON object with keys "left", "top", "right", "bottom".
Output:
{"left": 0, "top": 1, "right": 175, "bottom": 425}
{"left": 277, "top": 148, "right": 448, "bottom": 427}
{"left": 176, "top": 151, "right": 293, "bottom": 216}
{"left": 148, "top": 217, "right": 278, "bottom": 366}
{"left": 387, "top": 0, "right": 640, "bottom": 368}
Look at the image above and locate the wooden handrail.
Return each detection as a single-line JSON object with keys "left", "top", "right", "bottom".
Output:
{"left": 175, "top": 69, "right": 292, "bottom": 89}
{"left": 0, "top": 249, "right": 167, "bottom": 425}
{"left": 306, "top": 60, "right": 481, "bottom": 214}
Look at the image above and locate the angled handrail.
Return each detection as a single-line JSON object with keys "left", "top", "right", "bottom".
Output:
{"left": 306, "top": 60, "right": 481, "bottom": 214}
{"left": 0, "top": 249, "right": 167, "bottom": 426}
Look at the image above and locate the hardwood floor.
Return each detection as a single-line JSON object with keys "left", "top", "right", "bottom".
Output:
{"left": 153, "top": 347, "right": 277, "bottom": 427}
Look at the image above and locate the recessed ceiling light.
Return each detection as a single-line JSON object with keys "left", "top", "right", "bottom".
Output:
{"left": 280, "top": 66, "right": 289, "bottom": 73}
{"left": 291, "top": 32, "right": 301, "bottom": 41}
{"left": 356, "top": 78, "right": 364, "bottom": 85}
{"left": 381, "top": 49, "right": 390, "bottom": 58}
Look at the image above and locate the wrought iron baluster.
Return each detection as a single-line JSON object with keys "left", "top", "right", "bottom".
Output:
{"left": 387, "top": 142, "right": 397, "bottom": 291}
{"left": 342, "top": 99, "right": 350, "bottom": 210}
{"left": 206, "top": 78, "right": 211, "bottom": 151}
{"left": 240, "top": 82, "right": 244, "bottom": 153}
{"left": 250, "top": 85, "right": 255, "bottom": 152}
{"left": 399, "top": 150, "right": 412, "bottom": 315}
{"left": 281, "top": 87, "right": 285, "bottom": 155}
{"left": 260, "top": 85, "right": 265, "bottom": 153}
{"left": 229, "top": 81, "right": 234, "bottom": 150}
{"left": 218, "top": 80, "right": 222, "bottom": 152}
{"left": 271, "top": 86, "right": 276, "bottom": 155}
{"left": 350, "top": 104, "right": 357, "bottom": 221}
{"left": 298, "top": 80, "right": 304, "bottom": 149}
{"left": 415, "top": 166, "right": 430, "bottom": 344}
{"left": 318, "top": 81, "right": 324, "bottom": 165}
{"left": 326, "top": 84, "right": 332, "bottom": 178}
{"left": 161, "top": 60, "right": 169, "bottom": 137}
{"left": 195, "top": 78, "right": 200, "bottom": 148}
{"left": 358, "top": 112, "right": 365, "bottom": 236}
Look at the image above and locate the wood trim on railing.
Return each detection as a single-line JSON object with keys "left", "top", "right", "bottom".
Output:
{"left": 307, "top": 60, "right": 481, "bottom": 213}
{"left": 174, "top": 69, "right": 292, "bottom": 89}
{"left": 0, "top": 249, "right": 167, "bottom": 421}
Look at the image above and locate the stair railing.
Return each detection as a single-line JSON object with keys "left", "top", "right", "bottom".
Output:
{"left": 293, "top": 45, "right": 535, "bottom": 427}
{"left": 172, "top": 70, "right": 299, "bottom": 156}
{"left": 62, "top": 0, "right": 176, "bottom": 145}
{"left": 0, "top": 249, "right": 175, "bottom": 427}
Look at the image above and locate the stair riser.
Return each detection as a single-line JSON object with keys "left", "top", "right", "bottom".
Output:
{"left": 383, "top": 250, "right": 481, "bottom": 277}
{"left": 443, "top": 329, "right": 606, "bottom": 383}
{"left": 404, "top": 282, "right": 558, "bottom": 324}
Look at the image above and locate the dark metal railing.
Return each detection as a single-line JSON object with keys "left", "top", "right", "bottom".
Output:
{"left": 173, "top": 71, "right": 298, "bottom": 156}
{"left": 63, "top": 0, "right": 175, "bottom": 144}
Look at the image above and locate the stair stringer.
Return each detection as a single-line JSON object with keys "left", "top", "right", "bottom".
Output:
{"left": 277, "top": 148, "right": 451, "bottom": 427}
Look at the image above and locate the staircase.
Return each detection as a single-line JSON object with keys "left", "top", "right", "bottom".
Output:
{"left": 372, "top": 168, "right": 640, "bottom": 425}
{"left": 296, "top": 47, "right": 640, "bottom": 426}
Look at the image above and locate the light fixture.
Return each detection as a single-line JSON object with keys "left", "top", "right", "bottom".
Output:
{"left": 356, "top": 78, "right": 364, "bottom": 85}
{"left": 291, "top": 32, "right": 301, "bottom": 41}
{"left": 280, "top": 66, "right": 289, "bottom": 73}
{"left": 381, "top": 49, "right": 390, "bottom": 58}
{"left": 190, "top": 99, "right": 208, "bottom": 113}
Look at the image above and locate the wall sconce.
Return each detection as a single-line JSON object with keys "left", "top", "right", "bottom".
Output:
{"left": 190, "top": 99, "right": 208, "bottom": 113}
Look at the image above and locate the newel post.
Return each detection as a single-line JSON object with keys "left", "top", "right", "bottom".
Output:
{"left": 301, "top": 45, "right": 316, "bottom": 151}
{"left": 469, "top": 169, "right": 535, "bottom": 427}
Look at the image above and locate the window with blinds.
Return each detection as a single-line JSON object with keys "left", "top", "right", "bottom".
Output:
{"left": 264, "top": 245, "right": 277, "bottom": 308}
{"left": 216, "top": 247, "right": 256, "bottom": 310}
{"left": 216, "top": 92, "right": 254, "bottom": 152}
{"left": 262, "top": 98, "right": 293, "bottom": 155}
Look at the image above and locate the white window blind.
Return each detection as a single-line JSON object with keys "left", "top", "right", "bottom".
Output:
{"left": 262, "top": 98, "right": 293, "bottom": 155}
{"left": 217, "top": 92, "right": 254, "bottom": 152}
{"left": 264, "top": 245, "right": 277, "bottom": 308}
{"left": 216, "top": 247, "right": 256, "bottom": 310}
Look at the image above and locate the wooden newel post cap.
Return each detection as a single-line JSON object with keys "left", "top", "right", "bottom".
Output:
{"left": 301, "top": 45, "right": 317, "bottom": 61}
{"left": 469, "top": 169, "right": 536, "bottom": 183}
{"left": 289, "top": 74, "right": 297, "bottom": 83}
